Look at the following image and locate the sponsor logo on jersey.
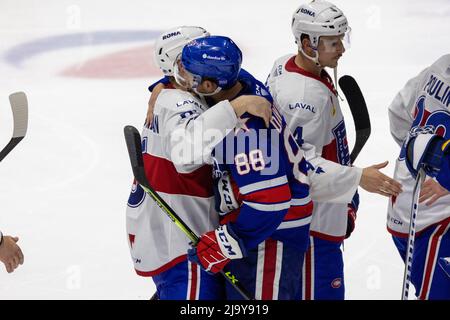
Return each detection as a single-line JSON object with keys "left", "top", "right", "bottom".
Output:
{"left": 331, "top": 278, "right": 342, "bottom": 288}
{"left": 300, "top": 8, "right": 316, "bottom": 17}
{"left": 288, "top": 102, "right": 316, "bottom": 113}
{"left": 202, "top": 53, "right": 226, "bottom": 61}
{"left": 389, "top": 215, "right": 403, "bottom": 226}
{"left": 176, "top": 99, "right": 204, "bottom": 109}
{"left": 162, "top": 31, "right": 181, "bottom": 40}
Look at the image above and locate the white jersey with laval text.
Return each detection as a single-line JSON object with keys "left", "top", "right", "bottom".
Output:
{"left": 387, "top": 54, "right": 450, "bottom": 236}
{"left": 126, "top": 88, "right": 238, "bottom": 276}
{"left": 267, "top": 54, "right": 361, "bottom": 241}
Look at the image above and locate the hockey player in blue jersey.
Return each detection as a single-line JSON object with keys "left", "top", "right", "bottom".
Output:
{"left": 176, "top": 36, "right": 365, "bottom": 300}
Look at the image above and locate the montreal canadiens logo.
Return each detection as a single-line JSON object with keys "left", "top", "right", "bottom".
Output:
{"left": 331, "top": 278, "right": 342, "bottom": 289}
{"left": 127, "top": 180, "right": 146, "bottom": 208}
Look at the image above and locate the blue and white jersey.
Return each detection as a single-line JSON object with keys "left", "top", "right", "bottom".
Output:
{"left": 212, "top": 73, "right": 360, "bottom": 252}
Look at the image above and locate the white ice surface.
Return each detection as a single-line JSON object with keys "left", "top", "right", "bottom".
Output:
{"left": 0, "top": 0, "right": 449, "bottom": 299}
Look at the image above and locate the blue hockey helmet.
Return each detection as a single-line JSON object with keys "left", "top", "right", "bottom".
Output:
{"left": 179, "top": 36, "right": 242, "bottom": 93}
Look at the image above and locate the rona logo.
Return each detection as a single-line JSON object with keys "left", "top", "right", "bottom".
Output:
{"left": 300, "top": 8, "right": 315, "bottom": 17}
{"left": 162, "top": 31, "right": 181, "bottom": 40}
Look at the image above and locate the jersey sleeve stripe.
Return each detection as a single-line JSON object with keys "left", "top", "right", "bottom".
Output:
{"left": 243, "top": 200, "right": 291, "bottom": 212}
{"left": 241, "top": 184, "right": 291, "bottom": 204}
{"left": 291, "top": 197, "right": 312, "bottom": 206}
{"left": 239, "top": 176, "right": 288, "bottom": 195}
{"left": 276, "top": 216, "right": 312, "bottom": 230}
{"left": 144, "top": 153, "right": 214, "bottom": 197}
{"left": 284, "top": 201, "right": 313, "bottom": 221}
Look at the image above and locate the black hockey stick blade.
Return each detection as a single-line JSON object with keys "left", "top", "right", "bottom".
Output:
{"left": 123, "top": 125, "right": 255, "bottom": 301}
{"left": 338, "top": 75, "right": 371, "bottom": 164}
{"left": 0, "top": 92, "right": 28, "bottom": 162}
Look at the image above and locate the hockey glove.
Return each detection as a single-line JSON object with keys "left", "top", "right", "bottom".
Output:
{"left": 406, "top": 133, "right": 445, "bottom": 179}
{"left": 345, "top": 191, "right": 359, "bottom": 239}
{"left": 188, "top": 224, "right": 246, "bottom": 274}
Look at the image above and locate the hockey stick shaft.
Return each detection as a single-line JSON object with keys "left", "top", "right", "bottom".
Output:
{"left": 0, "top": 92, "right": 28, "bottom": 162}
{"left": 124, "top": 125, "right": 254, "bottom": 301}
{"left": 401, "top": 169, "right": 425, "bottom": 300}
{"left": 338, "top": 76, "right": 371, "bottom": 163}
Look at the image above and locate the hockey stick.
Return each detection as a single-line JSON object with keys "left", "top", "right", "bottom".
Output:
{"left": 0, "top": 92, "right": 28, "bottom": 162}
{"left": 338, "top": 75, "right": 371, "bottom": 164}
{"left": 123, "top": 125, "right": 254, "bottom": 301}
{"left": 401, "top": 168, "right": 426, "bottom": 300}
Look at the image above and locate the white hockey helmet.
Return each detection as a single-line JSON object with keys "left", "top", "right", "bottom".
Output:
{"left": 291, "top": 1, "right": 349, "bottom": 49}
{"left": 154, "top": 26, "right": 210, "bottom": 76}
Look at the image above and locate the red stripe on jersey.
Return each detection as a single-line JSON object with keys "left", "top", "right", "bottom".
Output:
{"left": 143, "top": 153, "right": 213, "bottom": 198}
{"left": 241, "top": 184, "right": 291, "bottom": 204}
{"left": 310, "top": 231, "right": 345, "bottom": 242}
{"left": 285, "top": 56, "right": 337, "bottom": 95}
{"left": 189, "top": 262, "right": 198, "bottom": 300}
{"left": 284, "top": 201, "right": 313, "bottom": 221}
{"left": 419, "top": 220, "right": 450, "bottom": 300}
{"left": 135, "top": 255, "right": 187, "bottom": 277}
{"left": 262, "top": 239, "right": 277, "bottom": 300}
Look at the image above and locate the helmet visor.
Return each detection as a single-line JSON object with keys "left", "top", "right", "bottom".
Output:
{"left": 319, "top": 27, "right": 352, "bottom": 53}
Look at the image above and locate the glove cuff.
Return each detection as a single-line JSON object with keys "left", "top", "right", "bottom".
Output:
{"left": 215, "top": 224, "right": 245, "bottom": 260}
{"left": 406, "top": 133, "right": 442, "bottom": 177}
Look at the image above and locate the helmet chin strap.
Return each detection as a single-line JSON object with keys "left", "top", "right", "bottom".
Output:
{"left": 298, "top": 45, "right": 322, "bottom": 67}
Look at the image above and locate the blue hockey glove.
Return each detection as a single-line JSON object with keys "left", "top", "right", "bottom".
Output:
{"left": 405, "top": 133, "right": 445, "bottom": 179}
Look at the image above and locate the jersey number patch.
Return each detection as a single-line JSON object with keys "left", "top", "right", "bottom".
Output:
{"left": 235, "top": 149, "right": 265, "bottom": 175}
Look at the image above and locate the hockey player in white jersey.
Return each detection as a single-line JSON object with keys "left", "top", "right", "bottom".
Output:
{"left": 388, "top": 54, "right": 450, "bottom": 299}
{"left": 126, "top": 26, "right": 272, "bottom": 300}
{"left": 266, "top": 0, "right": 403, "bottom": 300}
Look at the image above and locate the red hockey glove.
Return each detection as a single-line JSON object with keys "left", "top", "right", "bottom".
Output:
{"left": 188, "top": 224, "right": 246, "bottom": 274}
